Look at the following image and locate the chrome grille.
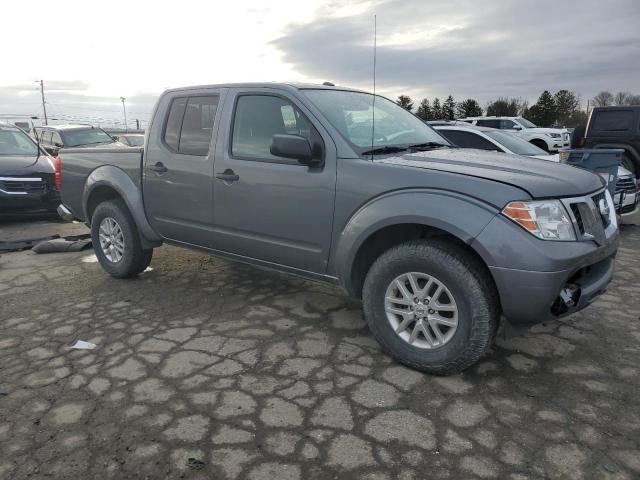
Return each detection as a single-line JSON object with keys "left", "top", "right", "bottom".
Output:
{"left": 563, "top": 188, "right": 614, "bottom": 246}
{"left": 0, "top": 177, "right": 46, "bottom": 195}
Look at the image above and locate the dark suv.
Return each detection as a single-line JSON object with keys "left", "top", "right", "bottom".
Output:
{"left": 583, "top": 106, "right": 640, "bottom": 177}
{"left": 31, "top": 124, "right": 117, "bottom": 157}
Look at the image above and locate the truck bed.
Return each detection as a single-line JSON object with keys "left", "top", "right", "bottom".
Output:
{"left": 59, "top": 146, "right": 143, "bottom": 221}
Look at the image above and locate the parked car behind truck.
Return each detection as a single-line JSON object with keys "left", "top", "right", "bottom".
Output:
{"left": 0, "top": 122, "right": 61, "bottom": 216}
{"left": 57, "top": 83, "right": 619, "bottom": 374}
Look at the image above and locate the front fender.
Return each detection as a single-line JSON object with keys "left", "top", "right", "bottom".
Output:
{"left": 83, "top": 165, "right": 162, "bottom": 246}
{"left": 330, "top": 189, "right": 499, "bottom": 295}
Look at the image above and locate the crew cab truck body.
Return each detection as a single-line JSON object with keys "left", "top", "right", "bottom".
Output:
{"left": 57, "top": 83, "right": 619, "bottom": 374}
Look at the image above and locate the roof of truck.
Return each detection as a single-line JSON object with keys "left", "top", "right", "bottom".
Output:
{"left": 163, "top": 82, "right": 368, "bottom": 94}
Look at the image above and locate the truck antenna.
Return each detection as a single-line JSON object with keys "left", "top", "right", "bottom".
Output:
{"left": 370, "top": 14, "right": 377, "bottom": 159}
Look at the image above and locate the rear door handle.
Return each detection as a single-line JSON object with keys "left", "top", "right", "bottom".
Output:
{"left": 149, "top": 162, "right": 168, "bottom": 173}
{"left": 215, "top": 169, "right": 239, "bottom": 182}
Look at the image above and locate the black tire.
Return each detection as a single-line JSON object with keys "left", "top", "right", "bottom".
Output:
{"left": 621, "top": 154, "right": 637, "bottom": 178}
{"left": 362, "top": 240, "right": 499, "bottom": 375}
{"left": 530, "top": 139, "right": 549, "bottom": 152}
{"left": 91, "top": 199, "right": 153, "bottom": 278}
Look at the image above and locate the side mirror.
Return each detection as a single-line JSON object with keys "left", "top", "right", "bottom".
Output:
{"left": 54, "top": 142, "right": 63, "bottom": 148}
{"left": 270, "top": 134, "right": 317, "bottom": 165}
{"left": 511, "top": 125, "right": 522, "bottom": 130}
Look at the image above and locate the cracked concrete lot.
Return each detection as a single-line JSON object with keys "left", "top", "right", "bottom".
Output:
{"left": 1, "top": 219, "right": 639, "bottom": 479}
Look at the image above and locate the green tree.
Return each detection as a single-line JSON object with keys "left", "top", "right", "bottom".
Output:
{"left": 554, "top": 90, "right": 580, "bottom": 126}
{"left": 456, "top": 98, "right": 483, "bottom": 118}
{"left": 443, "top": 95, "right": 456, "bottom": 120}
{"left": 527, "top": 90, "right": 557, "bottom": 127}
{"left": 416, "top": 98, "right": 432, "bottom": 120}
{"left": 486, "top": 97, "right": 521, "bottom": 117}
{"left": 432, "top": 97, "right": 442, "bottom": 120}
{"left": 396, "top": 95, "right": 414, "bottom": 111}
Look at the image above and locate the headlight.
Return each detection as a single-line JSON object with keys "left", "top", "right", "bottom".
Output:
{"left": 502, "top": 200, "right": 576, "bottom": 241}
{"left": 546, "top": 133, "right": 561, "bottom": 139}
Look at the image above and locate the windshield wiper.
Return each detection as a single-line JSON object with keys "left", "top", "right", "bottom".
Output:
{"left": 407, "top": 142, "right": 453, "bottom": 150}
{"left": 361, "top": 146, "right": 408, "bottom": 156}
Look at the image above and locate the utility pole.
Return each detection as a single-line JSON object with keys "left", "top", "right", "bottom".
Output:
{"left": 37, "top": 80, "right": 48, "bottom": 125}
{"left": 120, "top": 97, "right": 128, "bottom": 131}
{"left": 135, "top": 119, "right": 140, "bottom": 130}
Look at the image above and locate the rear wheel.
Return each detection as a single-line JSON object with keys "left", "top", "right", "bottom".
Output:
{"left": 531, "top": 139, "right": 549, "bottom": 152}
{"left": 362, "top": 240, "right": 498, "bottom": 375}
{"left": 91, "top": 200, "right": 153, "bottom": 278}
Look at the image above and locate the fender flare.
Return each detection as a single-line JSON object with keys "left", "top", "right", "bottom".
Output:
{"left": 82, "top": 165, "right": 162, "bottom": 247}
{"left": 330, "top": 189, "right": 499, "bottom": 295}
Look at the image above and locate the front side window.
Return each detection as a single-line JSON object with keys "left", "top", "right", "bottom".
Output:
{"left": 52, "top": 132, "right": 63, "bottom": 146}
{"left": 163, "top": 95, "right": 218, "bottom": 155}
{"left": 231, "top": 95, "right": 314, "bottom": 161}
{"left": 0, "top": 127, "right": 39, "bottom": 156}
{"left": 302, "top": 89, "right": 448, "bottom": 154}
{"left": 501, "top": 120, "right": 517, "bottom": 129}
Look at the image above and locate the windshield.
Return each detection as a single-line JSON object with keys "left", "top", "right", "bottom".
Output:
{"left": 515, "top": 117, "right": 537, "bottom": 128}
{"left": 302, "top": 89, "right": 449, "bottom": 154}
{"left": 485, "top": 130, "right": 548, "bottom": 156}
{"left": 123, "top": 135, "right": 144, "bottom": 146}
{"left": 63, "top": 129, "right": 115, "bottom": 147}
{"left": 0, "top": 127, "right": 39, "bottom": 156}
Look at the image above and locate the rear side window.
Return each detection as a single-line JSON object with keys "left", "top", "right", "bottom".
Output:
{"left": 476, "top": 119, "right": 501, "bottom": 128}
{"left": 231, "top": 95, "right": 315, "bottom": 161}
{"left": 163, "top": 95, "right": 219, "bottom": 155}
{"left": 439, "top": 130, "right": 501, "bottom": 151}
{"left": 591, "top": 110, "right": 634, "bottom": 133}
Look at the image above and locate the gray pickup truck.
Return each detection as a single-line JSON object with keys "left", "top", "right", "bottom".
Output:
{"left": 57, "top": 83, "right": 619, "bottom": 374}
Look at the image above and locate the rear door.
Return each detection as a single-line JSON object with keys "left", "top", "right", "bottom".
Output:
{"left": 143, "top": 88, "right": 227, "bottom": 245}
{"left": 210, "top": 88, "right": 337, "bottom": 274}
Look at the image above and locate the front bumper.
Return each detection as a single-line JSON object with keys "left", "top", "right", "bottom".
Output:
{"left": 0, "top": 191, "right": 60, "bottom": 215}
{"left": 472, "top": 212, "right": 619, "bottom": 327}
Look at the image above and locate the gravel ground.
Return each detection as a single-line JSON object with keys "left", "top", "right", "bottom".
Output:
{"left": 0, "top": 219, "right": 639, "bottom": 480}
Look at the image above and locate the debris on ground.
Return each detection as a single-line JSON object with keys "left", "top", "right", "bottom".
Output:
{"left": 71, "top": 340, "right": 97, "bottom": 350}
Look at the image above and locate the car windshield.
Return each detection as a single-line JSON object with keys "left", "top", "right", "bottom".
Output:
{"left": 0, "top": 127, "right": 39, "bottom": 156}
{"left": 302, "top": 89, "right": 449, "bottom": 154}
{"left": 124, "top": 135, "right": 144, "bottom": 146}
{"left": 515, "top": 117, "right": 537, "bottom": 128}
{"left": 484, "top": 130, "right": 549, "bottom": 156}
{"left": 63, "top": 129, "right": 115, "bottom": 147}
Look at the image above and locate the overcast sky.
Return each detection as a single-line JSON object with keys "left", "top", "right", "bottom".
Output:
{"left": 2, "top": 0, "right": 639, "bottom": 126}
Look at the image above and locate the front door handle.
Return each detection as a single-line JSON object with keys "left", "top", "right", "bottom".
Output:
{"left": 149, "top": 162, "right": 168, "bottom": 173}
{"left": 215, "top": 169, "right": 239, "bottom": 182}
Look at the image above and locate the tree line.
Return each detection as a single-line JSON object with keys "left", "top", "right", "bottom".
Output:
{"left": 396, "top": 90, "right": 640, "bottom": 128}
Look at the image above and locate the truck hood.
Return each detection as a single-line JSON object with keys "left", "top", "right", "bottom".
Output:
{"left": 0, "top": 153, "right": 41, "bottom": 171}
{"left": 375, "top": 148, "right": 604, "bottom": 198}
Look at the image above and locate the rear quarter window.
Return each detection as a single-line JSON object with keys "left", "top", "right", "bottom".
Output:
{"left": 591, "top": 110, "right": 634, "bottom": 133}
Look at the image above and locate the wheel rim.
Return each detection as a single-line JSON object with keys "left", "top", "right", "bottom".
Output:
{"left": 98, "top": 217, "right": 125, "bottom": 263}
{"left": 384, "top": 272, "right": 458, "bottom": 349}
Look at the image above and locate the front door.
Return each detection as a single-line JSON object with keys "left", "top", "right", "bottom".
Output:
{"left": 143, "top": 88, "right": 226, "bottom": 245}
{"left": 211, "top": 90, "right": 336, "bottom": 274}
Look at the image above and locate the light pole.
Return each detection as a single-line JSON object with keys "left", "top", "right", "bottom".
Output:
{"left": 36, "top": 80, "right": 48, "bottom": 125}
{"left": 120, "top": 97, "right": 128, "bottom": 131}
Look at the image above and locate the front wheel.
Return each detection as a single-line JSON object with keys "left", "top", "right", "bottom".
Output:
{"left": 362, "top": 240, "right": 498, "bottom": 375}
{"left": 91, "top": 199, "right": 153, "bottom": 278}
{"left": 530, "top": 139, "right": 549, "bottom": 152}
